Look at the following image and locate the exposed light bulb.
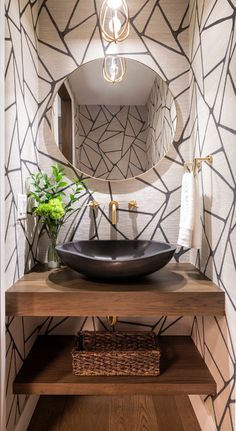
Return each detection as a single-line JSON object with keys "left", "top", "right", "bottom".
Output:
{"left": 109, "top": 57, "right": 118, "bottom": 81}
{"left": 103, "top": 56, "right": 126, "bottom": 84}
{"left": 107, "top": 0, "right": 122, "bottom": 9}
{"left": 108, "top": 15, "right": 122, "bottom": 35}
{"left": 99, "top": 0, "right": 130, "bottom": 43}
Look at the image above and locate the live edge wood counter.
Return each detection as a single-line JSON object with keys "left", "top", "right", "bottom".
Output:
{"left": 6, "top": 263, "right": 224, "bottom": 317}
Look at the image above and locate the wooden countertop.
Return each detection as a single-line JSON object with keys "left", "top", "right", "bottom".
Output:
{"left": 6, "top": 263, "right": 225, "bottom": 317}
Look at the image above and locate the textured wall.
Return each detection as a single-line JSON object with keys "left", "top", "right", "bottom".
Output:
{"left": 75, "top": 104, "right": 148, "bottom": 179}
{"left": 73, "top": 74, "right": 176, "bottom": 180}
{"left": 5, "top": 1, "right": 48, "bottom": 430}
{"left": 146, "top": 76, "right": 177, "bottom": 169}
{"left": 189, "top": 1, "right": 236, "bottom": 430}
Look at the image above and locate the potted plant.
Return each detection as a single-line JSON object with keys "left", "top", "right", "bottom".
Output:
{"left": 29, "top": 164, "right": 85, "bottom": 269}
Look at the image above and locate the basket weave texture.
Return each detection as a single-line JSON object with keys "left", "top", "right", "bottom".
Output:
{"left": 72, "top": 331, "right": 161, "bottom": 376}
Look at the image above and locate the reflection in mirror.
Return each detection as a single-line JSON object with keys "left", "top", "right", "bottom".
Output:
{"left": 51, "top": 58, "right": 177, "bottom": 181}
{"left": 52, "top": 83, "right": 74, "bottom": 164}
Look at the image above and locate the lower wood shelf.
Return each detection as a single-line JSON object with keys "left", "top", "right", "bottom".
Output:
{"left": 14, "top": 336, "right": 216, "bottom": 396}
{"left": 27, "top": 395, "right": 201, "bottom": 431}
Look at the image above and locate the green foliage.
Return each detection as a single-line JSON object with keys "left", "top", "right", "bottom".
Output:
{"left": 29, "top": 165, "right": 85, "bottom": 239}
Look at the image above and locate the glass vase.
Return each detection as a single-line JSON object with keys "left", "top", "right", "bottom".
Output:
{"left": 47, "top": 233, "right": 60, "bottom": 269}
{"left": 47, "top": 243, "right": 60, "bottom": 269}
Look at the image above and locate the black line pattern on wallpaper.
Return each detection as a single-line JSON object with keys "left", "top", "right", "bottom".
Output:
{"left": 75, "top": 104, "right": 149, "bottom": 180}
{"left": 189, "top": 0, "right": 236, "bottom": 429}
{"left": 4, "top": 0, "right": 235, "bottom": 431}
{"left": 146, "top": 77, "right": 177, "bottom": 169}
{"left": 4, "top": 0, "right": 44, "bottom": 428}
{"left": 70, "top": 74, "right": 176, "bottom": 180}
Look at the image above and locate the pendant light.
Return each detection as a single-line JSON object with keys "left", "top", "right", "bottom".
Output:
{"left": 99, "top": 0, "right": 130, "bottom": 43}
{"left": 103, "top": 55, "right": 126, "bottom": 83}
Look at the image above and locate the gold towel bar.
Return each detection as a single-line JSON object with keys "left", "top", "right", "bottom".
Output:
{"left": 184, "top": 155, "right": 213, "bottom": 175}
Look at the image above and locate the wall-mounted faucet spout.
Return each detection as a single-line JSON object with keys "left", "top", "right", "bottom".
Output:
{"left": 109, "top": 200, "right": 119, "bottom": 225}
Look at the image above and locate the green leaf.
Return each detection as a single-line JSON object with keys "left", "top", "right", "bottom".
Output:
{"left": 55, "top": 174, "right": 63, "bottom": 182}
{"left": 51, "top": 165, "right": 59, "bottom": 177}
{"left": 58, "top": 181, "right": 67, "bottom": 188}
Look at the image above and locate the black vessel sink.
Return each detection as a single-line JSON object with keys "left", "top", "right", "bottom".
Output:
{"left": 56, "top": 240, "right": 176, "bottom": 280}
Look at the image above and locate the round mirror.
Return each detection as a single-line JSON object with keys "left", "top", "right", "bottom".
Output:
{"left": 51, "top": 58, "right": 177, "bottom": 181}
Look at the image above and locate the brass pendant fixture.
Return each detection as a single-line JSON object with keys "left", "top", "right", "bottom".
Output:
{"left": 103, "top": 55, "right": 126, "bottom": 83}
{"left": 99, "top": 0, "right": 130, "bottom": 43}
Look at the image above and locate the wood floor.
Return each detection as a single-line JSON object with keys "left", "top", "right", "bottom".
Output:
{"left": 27, "top": 395, "right": 201, "bottom": 431}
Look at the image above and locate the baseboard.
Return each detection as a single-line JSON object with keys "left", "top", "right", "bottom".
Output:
{"left": 15, "top": 396, "right": 39, "bottom": 431}
{"left": 189, "top": 395, "right": 216, "bottom": 431}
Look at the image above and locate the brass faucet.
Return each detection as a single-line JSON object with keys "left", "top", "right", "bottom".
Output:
{"left": 109, "top": 200, "right": 119, "bottom": 225}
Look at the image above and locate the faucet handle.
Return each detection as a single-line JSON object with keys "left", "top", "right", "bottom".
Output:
{"left": 128, "top": 200, "right": 138, "bottom": 210}
{"left": 89, "top": 200, "right": 100, "bottom": 210}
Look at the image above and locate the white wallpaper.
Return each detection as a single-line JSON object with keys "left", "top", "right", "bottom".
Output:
{"left": 75, "top": 103, "right": 149, "bottom": 180}
{"left": 73, "top": 74, "right": 177, "bottom": 180}
{"left": 146, "top": 76, "right": 177, "bottom": 169}
{"left": 5, "top": 1, "right": 49, "bottom": 430}
{"left": 189, "top": 1, "right": 236, "bottom": 430}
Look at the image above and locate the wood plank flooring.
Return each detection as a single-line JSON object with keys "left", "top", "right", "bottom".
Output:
{"left": 27, "top": 395, "right": 201, "bottom": 431}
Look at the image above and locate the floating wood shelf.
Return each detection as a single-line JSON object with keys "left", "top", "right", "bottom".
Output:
{"left": 6, "top": 263, "right": 224, "bottom": 317}
{"left": 14, "top": 336, "right": 216, "bottom": 396}
{"left": 27, "top": 395, "right": 201, "bottom": 431}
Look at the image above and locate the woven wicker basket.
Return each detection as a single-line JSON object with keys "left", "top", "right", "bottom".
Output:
{"left": 72, "top": 331, "right": 161, "bottom": 377}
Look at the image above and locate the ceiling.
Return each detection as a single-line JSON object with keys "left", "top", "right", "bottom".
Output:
{"left": 67, "top": 58, "right": 157, "bottom": 106}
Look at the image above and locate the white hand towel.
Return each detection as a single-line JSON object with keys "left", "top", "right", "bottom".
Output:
{"left": 192, "top": 173, "right": 202, "bottom": 249}
{"left": 177, "top": 172, "right": 195, "bottom": 248}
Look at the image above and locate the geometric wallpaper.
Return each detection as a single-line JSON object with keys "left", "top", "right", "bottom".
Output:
{"left": 146, "top": 77, "right": 177, "bottom": 170}
{"left": 3, "top": 0, "right": 235, "bottom": 430}
{"left": 189, "top": 1, "right": 236, "bottom": 430}
{"left": 75, "top": 103, "right": 149, "bottom": 180}
{"left": 5, "top": 0, "right": 42, "bottom": 429}
{"left": 74, "top": 76, "right": 176, "bottom": 180}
